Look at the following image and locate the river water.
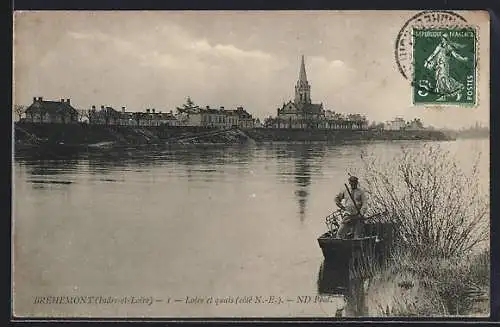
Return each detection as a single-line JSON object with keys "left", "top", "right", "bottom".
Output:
{"left": 12, "top": 139, "right": 489, "bottom": 318}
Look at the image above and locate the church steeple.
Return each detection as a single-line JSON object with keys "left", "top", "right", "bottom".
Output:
{"left": 295, "top": 55, "right": 311, "bottom": 105}
{"left": 299, "top": 55, "right": 308, "bottom": 83}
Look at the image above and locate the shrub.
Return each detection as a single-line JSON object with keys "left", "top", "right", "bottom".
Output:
{"left": 360, "top": 143, "right": 488, "bottom": 259}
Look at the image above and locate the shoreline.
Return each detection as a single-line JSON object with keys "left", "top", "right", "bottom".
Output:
{"left": 14, "top": 123, "right": 456, "bottom": 152}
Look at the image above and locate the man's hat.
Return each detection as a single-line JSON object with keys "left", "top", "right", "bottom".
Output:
{"left": 348, "top": 175, "right": 359, "bottom": 183}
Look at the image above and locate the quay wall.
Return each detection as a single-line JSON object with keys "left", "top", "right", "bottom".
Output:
{"left": 244, "top": 127, "right": 452, "bottom": 142}
{"left": 14, "top": 123, "right": 453, "bottom": 149}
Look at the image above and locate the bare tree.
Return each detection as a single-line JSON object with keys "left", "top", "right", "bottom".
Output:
{"left": 77, "top": 109, "right": 89, "bottom": 122}
{"left": 360, "top": 143, "right": 488, "bottom": 259}
{"left": 133, "top": 112, "right": 142, "bottom": 126}
{"left": 263, "top": 116, "right": 276, "bottom": 128}
{"left": 13, "top": 104, "right": 26, "bottom": 122}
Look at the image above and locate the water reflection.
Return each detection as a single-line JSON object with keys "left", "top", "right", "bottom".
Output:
{"left": 294, "top": 156, "right": 311, "bottom": 222}
{"left": 279, "top": 143, "right": 327, "bottom": 222}
{"left": 85, "top": 149, "right": 164, "bottom": 174}
{"left": 317, "top": 260, "right": 367, "bottom": 317}
{"left": 163, "top": 144, "right": 255, "bottom": 166}
{"left": 15, "top": 145, "right": 257, "bottom": 177}
{"left": 161, "top": 145, "right": 256, "bottom": 184}
{"left": 15, "top": 155, "right": 80, "bottom": 177}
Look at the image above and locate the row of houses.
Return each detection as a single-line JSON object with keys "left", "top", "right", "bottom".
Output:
{"left": 175, "top": 105, "right": 257, "bottom": 129}
{"left": 20, "top": 97, "right": 259, "bottom": 129}
{"left": 264, "top": 113, "right": 369, "bottom": 130}
{"left": 90, "top": 105, "right": 258, "bottom": 128}
{"left": 19, "top": 97, "right": 427, "bottom": 132}
{"left": 88, "top": 106, "right": 177, "bottom": 126}
{"left": 265, "top": 116, "right": 424, "bottom": 131}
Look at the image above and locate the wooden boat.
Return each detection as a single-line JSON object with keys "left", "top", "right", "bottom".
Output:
{"left": 318, "top": 233, "right": 379, "bottom": 264}
{"left": 317, "top": 211, "right": 394, "bottom": 266}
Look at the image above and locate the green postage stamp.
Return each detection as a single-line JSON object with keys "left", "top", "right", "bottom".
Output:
{"left": 412, "top": 28, "right": 477, "bottom": 106}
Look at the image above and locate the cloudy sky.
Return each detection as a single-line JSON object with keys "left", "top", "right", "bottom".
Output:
{"left": 13, "top": 11, "right": 489, "bottom": 128}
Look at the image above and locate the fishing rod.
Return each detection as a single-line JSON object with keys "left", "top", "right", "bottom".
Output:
{"left": 344, "top": 183, "right": 362, "bottom": 217}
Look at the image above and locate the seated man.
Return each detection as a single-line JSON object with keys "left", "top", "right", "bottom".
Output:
{"left": 334, "top": 176, "right": 368, "bottom": 239}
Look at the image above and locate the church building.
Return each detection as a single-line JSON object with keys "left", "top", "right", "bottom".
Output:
{"left": 276, "top": 55, "right": 325, "bottom": 128}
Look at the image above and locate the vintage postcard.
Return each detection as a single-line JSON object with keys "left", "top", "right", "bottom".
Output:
{"left": 12, "top": 10, "right": 490, "bottom": 319}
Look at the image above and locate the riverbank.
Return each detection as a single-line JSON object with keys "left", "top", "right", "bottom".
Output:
{"left": 244, "top": 128, "right": 453, "bottom": 142}
{"left": 362, "top": 249, "right": 489, "bottom": 316}
{"left": 14, "top": 123, "right": 454, "bottom": 152}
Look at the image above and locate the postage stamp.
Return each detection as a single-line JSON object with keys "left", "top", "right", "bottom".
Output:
{"left": 412, "top": 28, "right": 477, "bottom": 105}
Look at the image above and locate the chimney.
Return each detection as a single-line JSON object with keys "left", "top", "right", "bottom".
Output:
{"left": 91, "top": 105, "right": 96, "bottom": 110}
{"left": 33, "top": 97, "right": 37, "bottom": 103}
{"left": 61, "top": 99, "right": 65, "bottom": 103}
{"left": 152, "top": 109, "right": 155, "bottom": 114}
{"left": 146, "top": 109, "right": 150, "bottom": 113}
{"left": 220, "top": 106, "right": 224, "bottom": 109}
{"left": 66, "top": 99, "right": 70, "bottom": 104}
{"left": 206, "top": 106, "right": 210, "bottom": 109}
{"left": 121, "top": 106, "right": 126, "bottom": 113}
{"left": 38, "top": 97, "right": 43, "bottom": 101}
{"left": 101, "top": 105, "right": 105, "bottom": 110}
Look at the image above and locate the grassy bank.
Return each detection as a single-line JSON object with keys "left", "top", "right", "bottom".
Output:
{"left": 363, "top": 249, "right": 489, "bottom": 316}
{"left": 357, "top": 143, "right": 489, "bottom": 317}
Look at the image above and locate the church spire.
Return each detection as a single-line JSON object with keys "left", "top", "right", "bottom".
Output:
{"left": 295, "top": 55, "right": 311, "bottom": 105}
{"left": 299, "top": 54, "right": 308, "bottom": 83}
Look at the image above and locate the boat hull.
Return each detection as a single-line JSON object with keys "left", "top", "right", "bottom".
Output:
{"left": 318, "top": 234, "right": 378, "bottom": 264}
{"left": 317, "top": 222, "right": 394, "bottom": 265}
